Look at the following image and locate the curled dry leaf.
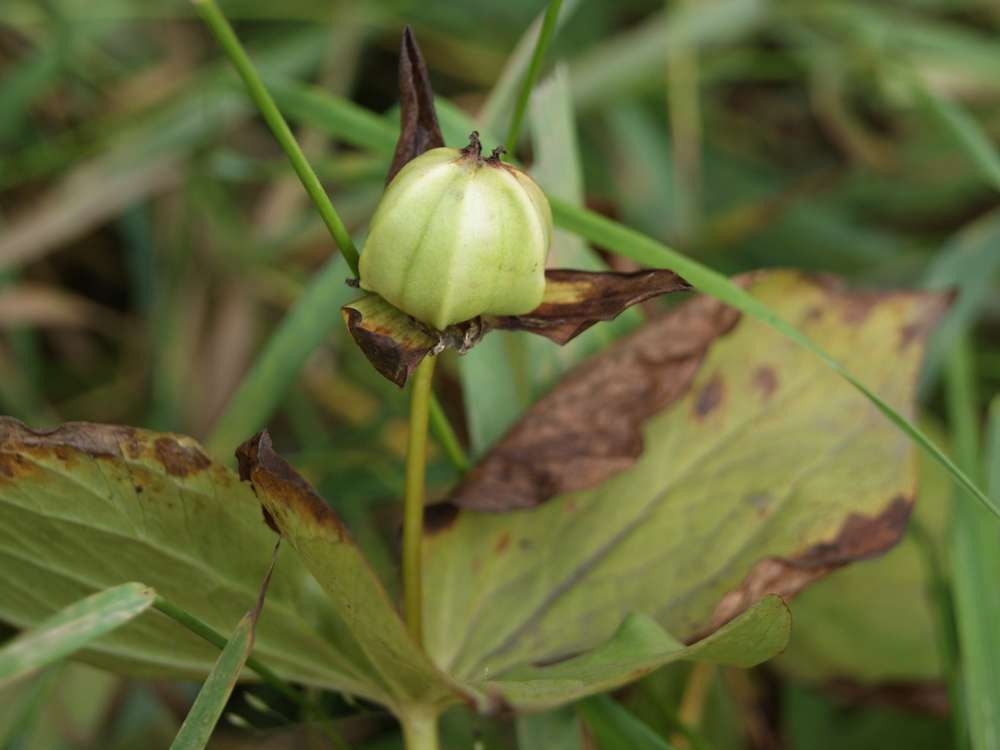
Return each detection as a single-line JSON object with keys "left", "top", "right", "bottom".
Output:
{"left": 343, "top": 268, "right": 690, "bottom": 387}
{"left": 488, "top": 268, "right": 690, "bottom": 344}
{"left": 386, "top": 26, "right": 445, "bottom": 186}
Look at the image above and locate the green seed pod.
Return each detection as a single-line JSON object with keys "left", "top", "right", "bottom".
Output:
{"left": 359, "top": 133, "right": 552, "bottom": 331}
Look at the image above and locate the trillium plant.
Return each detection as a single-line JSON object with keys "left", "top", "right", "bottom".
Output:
{"left": 0, "top": 3, "right": 987, "bottom": 750}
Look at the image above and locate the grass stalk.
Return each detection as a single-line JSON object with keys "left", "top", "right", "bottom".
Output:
{"left": 153, "top": 597, "right": 301, "bottom": 707}
{"left": 504, "top": 0, "right": 564, "bottom": 156}
{"left": 191, "top": 0, "right": 360, "bottom": 276}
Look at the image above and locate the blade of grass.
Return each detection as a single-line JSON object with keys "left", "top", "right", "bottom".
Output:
{"left": 168, "top": 542, "right": 280, "bottom": 750}
{"left": 919, "top": 210, "right": 1000, "bottom": 397}
{"left": 477, "top": 0, "right": 581, "bottom": 138}
{"left": 152, "top": 596, "right": 300, "bottom": 706}
{"left": 578, "top": 695, "right": 676, "bottom": 750}
{"left": 911, "top": 78, "right": 1000, "bottom": 193}
{"left": 204, "top": 255, "right": 354, "bottom": 458}
{"left": 0, "top": 583, "right": 155, "bottom": 688}
{"left": 504, "top": 0, "right": 564, "bottom": 155}
{"left": 202, "top": 36, "right": 993, "bottom": 517}
{"left": 191, "top": 0, "right": 359, "bottom": 276}
{"left": 517, "top": 707, "right": 582, "bottom": 750}
{"left": 946, "top": 341, "right": 1000, "bottom": 750}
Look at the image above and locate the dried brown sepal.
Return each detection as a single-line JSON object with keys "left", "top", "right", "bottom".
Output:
{"left": 386, "top": 26, "right": 445, "bottom": 185}
{"left": 341, "top": 294, "right": 440, "bottom": 388}
{"left": 343, "top": 270, "right": 692, "bottom": 388}
{"left": 449, "top": 290, "right": 742, "bottom": 511}
{"left": 486, "top": 268, "right": 691, "bottom": 344}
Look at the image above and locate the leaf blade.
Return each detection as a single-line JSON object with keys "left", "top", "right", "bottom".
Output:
{"left": 0, "top": 583, "right": 155, "bottom": 688}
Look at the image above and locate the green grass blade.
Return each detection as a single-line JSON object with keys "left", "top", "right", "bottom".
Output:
{"left": 578, "top": 695, "right": 676, "bottom": 750}
{"left": 168, "top": 611, "right": 255, "bottom": 750}
{"left": 517, "top": 708, "right": 582, "bottom": 750}
{"left": 204, "top": 255, "right": 354, "bottom": 459}
{"left": 0, "top": 583, "right": 155, "bottom": 688}
{"left": 946, "top": 337, "right": 1000, "bottom": 750}
{"left": 913, "top": 81, "right": 1000, "bottom": 193}
{"left": 477, "top": 0, "right": 582, "bottom": 138}
{"left": 191, "top": 0, "right": 360, "bottom": 276}
{"left": 168, "top": 544, "right": 279, "bottom": 750}
{"left": 504, "top": 0, "right": 563, "bottom": 155}
{"left": 919, "top": 210, "right": 1000, "bottom": 396}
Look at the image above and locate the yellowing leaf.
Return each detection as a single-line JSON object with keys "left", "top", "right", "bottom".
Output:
{"left": 0, "top": 420, "right": 412, "bottom": 703}
{"left": 423, "top": 271, "right": 948, "bottom": 688}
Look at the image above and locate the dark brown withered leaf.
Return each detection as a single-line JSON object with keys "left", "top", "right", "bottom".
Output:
{"left": 386, "top": 26, "right": 445, "bottom": 185}
{"left": 487, "top": 268, "right": 690, "bottom": 344}
{"left": 450, "top": 290, "right": 741, "bottom": 511}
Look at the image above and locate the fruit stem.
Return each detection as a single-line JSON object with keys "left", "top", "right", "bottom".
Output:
{"left": 403, "top": 355, "right": 437, "bottom": 643}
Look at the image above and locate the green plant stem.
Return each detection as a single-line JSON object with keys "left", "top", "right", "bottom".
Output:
{"left": 429, "top": 395, "right": 469, "bottom": 472}
{"left": 191, "top": 0, "right": 360, "bottom": 276}
{"left": 399, "top": 706, "right": 440, "bottom": 750}
{"left": 152, "top": 597, "right": 301, "bottom": 707}
{"left": 504, "top": 0, "right": 563, "bottom": 155}
{"left": 403, "top": 355, "right": 436, "bottom": 643}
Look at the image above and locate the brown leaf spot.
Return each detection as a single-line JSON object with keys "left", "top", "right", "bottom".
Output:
{"left": 236, "top": 431, "right": 347, "bottom": 540}
{"left": 694, "top": 375, "right": 724, "bottom": 418}
{"left": 708, "top": 495, "right": 913, "bottom": 631}
{"left": 0, "top": 451, "right": 30, "bottom": 479}
{"left": 494, "top": 532, "right": 511, "bottom": 555}
{"left": 752, "top": 366, "right": 779, "bottom": 400}
{"left": 450, "top": 291, "right": 742, "bottom": 511}
{"left": 153, "top": 437, "right": 210, "bottom": 477}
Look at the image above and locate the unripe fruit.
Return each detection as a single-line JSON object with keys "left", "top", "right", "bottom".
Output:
{"left": 359, "top": 134, "right": 552, "bottom": 331}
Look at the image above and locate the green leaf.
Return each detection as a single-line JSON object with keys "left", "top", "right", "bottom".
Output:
{"left": 168, "top": 543, "right": 278, "bottom": 750}
{"left": 0, "top": 583, "right": 154, "bottom": 688}
{"left": 424, "top": 272, "right": 945, "bottom": 688}
{"left": 236, "top": 431, "right": 458, "bottom": 711}
{"left": 578, "top": 695, "right": 676, "bottom": 750}
{"left": 0, "top": 419, "right": 404, "bottom": 702}
{"left": 485, "top": 597, "right": 788, "bottom": 711}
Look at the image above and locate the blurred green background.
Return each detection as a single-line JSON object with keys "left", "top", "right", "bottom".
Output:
{"left": 1, "top": 0, "right": 998, "bottom": 747}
